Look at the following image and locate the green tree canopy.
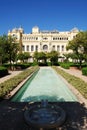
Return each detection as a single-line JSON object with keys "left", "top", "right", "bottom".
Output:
{"left": 17, "top": 52, "right": 30, "bottom": 62}
{"left": 47, "top": 51, "right": 59, "bottom": 65}
{"left": 33, "top": 51, "right": 46, "bottom": 63}
{"left": 66, "top": 31, "right": 87, "bottom": 67}
{"left": 0, "top": 35, "right": 19, "bottom": 65}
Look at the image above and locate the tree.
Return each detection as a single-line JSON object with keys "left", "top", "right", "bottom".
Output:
{"left": 0, "top": 35, "right": 9, "bottom": 64}
{"left": 47, "top": 51, "right": 59, "bottom": 65}
{"left": 38, "top": 52, "right": 47, "bottom": 63}
{"left": 33, "top": 51, "right": 47, "bottom": 63}
{"left": 81, "top": 31, "right": 87, "bottom": 62}
{"left": 0, "top": 35, "right": 19, "bottom": 68}
{"left": 17, "top": 52, "right": 30, "bottom": 63}
{"left": 23, "top": 52, "right": 30, "bottom": 62}
{"left": 63, "top": 53, "right": 70, "bottom": 62}
{"left": 33, "top": 51, "right": 39, "bottom": 62}
{"left": 66, "top": 31, "right": 87, "bottom": 68}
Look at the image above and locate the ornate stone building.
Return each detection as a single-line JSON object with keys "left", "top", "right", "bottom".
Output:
{"left": 8, "top": 26, "right": 79, "bottom": 57}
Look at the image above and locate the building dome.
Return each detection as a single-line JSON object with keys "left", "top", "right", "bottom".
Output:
{"left": 18, "top": 26, "right": 24, "bottom": 33}
{"left": 33, "top": 26, "right": 39, "bottom": 29}
{"left": 71, "top": 27, "right": 79, "bottom": 33}
{"left": 12, "top": 28, "right": 18, "bottom": 33}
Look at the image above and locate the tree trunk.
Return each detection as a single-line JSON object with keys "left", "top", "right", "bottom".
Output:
{"left": 9, "top": 54, "right": 12, "bottom": 70}
{"left": 79, "top": 59, "right": 82, "bottom": 69}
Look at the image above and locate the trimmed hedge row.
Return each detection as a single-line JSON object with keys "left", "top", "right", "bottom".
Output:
{"left": 60, "top": 63, "right": 70, "bottom": 69}
{"left": 0, "top": 66, "right": 8, "bottom": 77}
{"left": 82, "top": 67, "right": 87, "bottom": 76}
{"left": 0, "top": 66, "right": 39, "bottom": 99}
{"left": 3, "top": 63, "right": 32, "bottom": 70}
{"left": 14, "top": 63, "right": 31, "bottom": 69}
{"left": 53, "top": 66, "right": 87, "bottom": 99}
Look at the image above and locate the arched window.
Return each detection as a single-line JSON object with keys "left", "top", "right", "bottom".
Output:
{"left": 52, "top": 45, "right": 55, "bottom": 50}
{"left": 43, "top": 45, "right": 48, "bottom": 51}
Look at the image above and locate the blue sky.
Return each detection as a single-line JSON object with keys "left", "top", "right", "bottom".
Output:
{"left": 0, "top": 0, "right": 87, "bottom": 35}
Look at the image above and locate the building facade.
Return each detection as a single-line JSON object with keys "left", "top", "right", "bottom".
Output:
{"left": 8, "top": 26, "right": 79, "bottom": 57}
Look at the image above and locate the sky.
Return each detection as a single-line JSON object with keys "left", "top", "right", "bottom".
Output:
{"left": 0, "top": 0, "right": 87, "bottom": 35}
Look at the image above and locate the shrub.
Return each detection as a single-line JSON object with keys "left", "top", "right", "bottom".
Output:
{"left": 60, "top": 63, "right": 70, "bottom": 69}
{"left": 47, "top": 62, "right": 51, "bottom": 66}
{"left": 0, "top": 66, "right": 8, "bottom": 77}
{"left": 82, "top": 67, "right": 87, "bottom": 76}
{"left": 14, "top": 63, "right": 31, "bottom": 70}
{"left": 3, "top": 63, "right": 31, "bottom": 70}
{"left": 38, "top": 62, "right": 48, "bottom": 66}
{"left": 32, "top": 61, "right": 38, "bottom": 66}
{"left": 52, "top": 62, "right": 59, "bottom": 66}
{"left": 3, "top": 63, "right": 10, "bottom": 69}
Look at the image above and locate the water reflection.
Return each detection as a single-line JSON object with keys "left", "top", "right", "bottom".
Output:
{"left": 21, "top": 95, "right": 65, "bottom": 102}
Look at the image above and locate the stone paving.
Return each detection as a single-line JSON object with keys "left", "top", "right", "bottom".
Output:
{"left": 59, "top": 67, "right": 87, "bottom": 83}
{"left": 0, "top": 70, "right": 22, "bottom": 83}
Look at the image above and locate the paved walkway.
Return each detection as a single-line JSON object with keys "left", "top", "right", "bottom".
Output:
{"left": 59, "top": 67, "right": 87, "bottom": 83}
{"left": 0, "top": 70, "right": 22, "bottom": 83}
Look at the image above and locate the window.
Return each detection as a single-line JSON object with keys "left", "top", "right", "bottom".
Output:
{"left": 35, "top": 45, "right": 38, "bottom": 51}
{"left": 27, "top": 45, "right": 29, "bottom": 51}
{"left": 57, "top": 45, "right": 60, "bottom": 51}
{"left": 43, "top": 45, "right": 48, "bottom": 51}
{"left": 36, "top": 37, "right": 38, "bottom": 40}
{"left": 61, "top": 45, "right": 64, "bottom": 51}
{"left": 52, "top": 45, "right": 55, "bottom": 50}
{"left": 31, "top": 45, "right": 34, "bottom": 51}
{"left": 13, "top": 34, "right": 15, "bottom": 37}
{"left": 43, "top": 37, "right": 48, "bottom": 40}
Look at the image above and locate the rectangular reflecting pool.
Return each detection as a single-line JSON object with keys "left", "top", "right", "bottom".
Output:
{"left": 11, "top": 67, "right": 78, "bottom": 102}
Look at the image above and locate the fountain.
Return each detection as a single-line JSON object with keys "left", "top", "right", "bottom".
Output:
{"left": 24, "top": 100, "right": 66, "bottom": 130}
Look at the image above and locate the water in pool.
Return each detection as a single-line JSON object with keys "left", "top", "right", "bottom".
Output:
{"left": 11, "top": 67, "right": 78, "bottom": 102}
